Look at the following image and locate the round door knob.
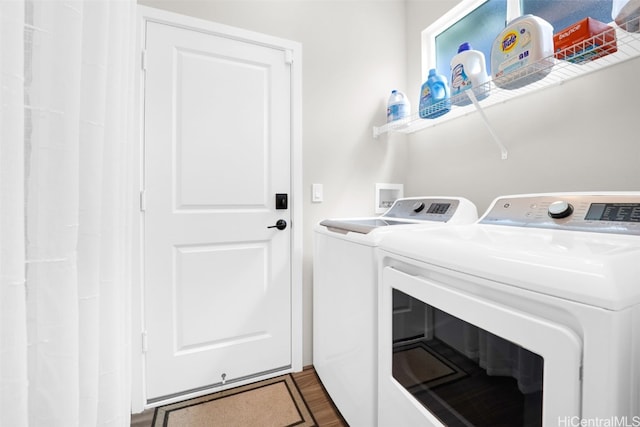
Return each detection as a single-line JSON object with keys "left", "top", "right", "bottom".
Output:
{"left": 412, "top": 201, "right": 425, "bottom": 213}
{"left": 548, "top": 201, "right": 573, "bottom": 219}
{"left": 267, "top": 219, "right": 287, "bottom": 230}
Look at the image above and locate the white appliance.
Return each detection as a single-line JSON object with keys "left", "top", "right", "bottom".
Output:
{"left": 377, "top": 192, "right": 640, "bottom": 427}
{"left": 313, "top": 197, "right": 478, "bottom": 427}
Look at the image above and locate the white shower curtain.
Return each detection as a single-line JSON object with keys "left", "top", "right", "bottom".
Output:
{"left": 1, "top": 1, "right": 135, "bottom": 425}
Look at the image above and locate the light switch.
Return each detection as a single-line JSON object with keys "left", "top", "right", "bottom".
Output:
{"left": 312, "top": 184, "right": 323, "bottom": 203}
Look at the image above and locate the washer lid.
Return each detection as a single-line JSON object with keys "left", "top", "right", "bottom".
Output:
{"left": 379, "top": 224, "right": 640, "bottom": 311}
{"left": 319, "top": 218, "right": 421, "bottom": 234}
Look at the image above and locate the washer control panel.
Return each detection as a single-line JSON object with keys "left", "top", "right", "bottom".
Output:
{"left": 384, "top": 198, "right": 460, "bottom": 222}
{"left": 480, "top": 193, "right": 640, "bottom": 235}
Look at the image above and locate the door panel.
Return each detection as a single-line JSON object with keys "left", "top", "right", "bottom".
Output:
{"left": 173, "top": 242, "right": 271, "bottom": 353}
{"left": 143, "top": 21, "right": 291, "bottom": 400}
{"left": 175, "top": 48, "right": 268, "bottom": 208}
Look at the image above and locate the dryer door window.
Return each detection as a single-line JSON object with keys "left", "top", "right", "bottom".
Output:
{"left": 393, "top": 289, "right": 543, "bottom": 426}
{"left": 380, "top": 266, "right": 582, "bottom": 427}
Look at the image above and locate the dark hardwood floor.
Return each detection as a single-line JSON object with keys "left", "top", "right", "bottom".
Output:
{"left": 130, "top": 366, "right": 348, "bottom": 426}
{"left": 293, "top": 366, "right": 348, "bottom": 427}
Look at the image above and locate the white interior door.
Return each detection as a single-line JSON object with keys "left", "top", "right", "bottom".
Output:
{"left": 142, "top": 19, "right": 293, "bottom": 401}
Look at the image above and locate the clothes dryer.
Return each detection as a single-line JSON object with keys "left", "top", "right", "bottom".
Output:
{"left": 377, "top": 192, "right": 640, "bottom": 427}
{"left": 313, "top": 197, "right": 477, "bottom": 427}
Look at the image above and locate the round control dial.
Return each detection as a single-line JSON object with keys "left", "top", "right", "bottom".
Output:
{"left": 548, "top": 200, "right": 574, "bottom": 219}
{"left": 412, "top": 201, "right": 425, "bottom": 213}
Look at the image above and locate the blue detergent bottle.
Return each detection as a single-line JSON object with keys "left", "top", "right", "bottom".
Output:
{"left": 419, "top": 69, "right": 451, "bottom": 119}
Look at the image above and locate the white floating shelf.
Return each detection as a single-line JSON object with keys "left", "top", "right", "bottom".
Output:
{"left": 374, "top": 18, "right": 640, "bottom": 156}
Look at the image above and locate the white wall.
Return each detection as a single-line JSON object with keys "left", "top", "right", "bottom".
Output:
{"left": 405, "top": 0, "right": 640, "bottom": 214}
{"left": 138, "top": 0, "right": 409, "bottom": 366}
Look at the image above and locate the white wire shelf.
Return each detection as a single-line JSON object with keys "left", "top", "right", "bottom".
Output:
{"left": 373, "top": 16, "right": 640, "bottom": 150}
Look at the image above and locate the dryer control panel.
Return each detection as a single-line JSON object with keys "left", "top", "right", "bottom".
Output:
{"left": 480, "top": 193, "right": 640, "bottom": 235}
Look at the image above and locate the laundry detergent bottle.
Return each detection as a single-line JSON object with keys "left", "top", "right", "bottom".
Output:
{"left": 450, "top": 42, "right": 490, "bottom": 106}
{"left": 491, "top": 15, "right": 554, "bottom": 89}
{"left": 419, "top": 68, "right": 451, "bottom": 119}
{"left": 612, "top": 0, "right": 640, "bottom": 32}
{"left": 386, "top": 89, "right": 411, "bottom": 122}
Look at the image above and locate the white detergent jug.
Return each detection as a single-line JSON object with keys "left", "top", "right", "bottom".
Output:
{"left": 491, "top": 15, "right": 555, "bottom": 90}
{"left": 386, "top": 90, "right": 411, "bottom": 122}
{"left": 613, "top": 0, "right": 640, "bottom": 32}
{"left": 450, "top": 42, "right": 490, "bottom": 106}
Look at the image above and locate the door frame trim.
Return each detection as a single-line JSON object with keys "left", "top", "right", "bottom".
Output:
{"left": 131, "top": 5, "right": 303, "bottom": 412}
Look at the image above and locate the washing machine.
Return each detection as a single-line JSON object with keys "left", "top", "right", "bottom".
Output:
{"left": 313, "top": 197, "right": 478, "bottom": 427}
{"left": 377, "top": 192, "right": 640, "bottom": 427}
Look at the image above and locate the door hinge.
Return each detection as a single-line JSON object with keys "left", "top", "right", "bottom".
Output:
{"left": 141, "top": 331, "right": 148, "bottom": 353}
{"left": 139, "top": 190, "right": 146, "bottom": 212}
{"left": 284, "top": 49, "right": 293, "bottom": 65}
{"left": 141, "top": 49, "right": 147, "bottom": 71}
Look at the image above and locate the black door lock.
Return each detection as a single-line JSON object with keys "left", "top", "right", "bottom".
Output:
{"left": 276, "top": 193, "right": 288, "bottom": 210}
